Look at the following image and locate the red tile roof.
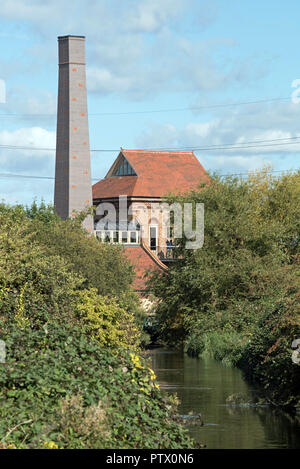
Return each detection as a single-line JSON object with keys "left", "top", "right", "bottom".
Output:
{"left": 123, "top": 245, "right": 165, "bottom": 290}
{"left": 92, "top": 149, "right": 209, "bottom": 199}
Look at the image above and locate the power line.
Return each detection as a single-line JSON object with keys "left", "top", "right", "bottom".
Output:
{"left": 0, "top": 168, "right": 298, "bottom": 182}
{"left": 90, "top": 97, "right": 291, "bottom": 116}
{"left": 0, "top": 144, "right": 116, "bottom": 152}
{"left": 0, "top": 114, "right": 56, "bottom": 118}
{"left": 0, "top": 172, "right": 101, "bottom": 181}
{"left": 0, "top": 173, "right": 53, "bottom": 180}
{"left": 217, "top": 169, "right": 299, "bottom": 177}
{"left": 147, "top": 136, "right": 299, "bottom": 149}
{"left": 0, "top": 96, "right": 291, "bottom": 119}
{"left": 131, "top": 136, "right": 300, "bottom": 151}
{"left": 1, "top": 136, "right": 300, "bottom": 153}
{"left": 0, "top": 145, "right": 56, "bottom": 151}
{"left": 188, "top": 140, "right": 300, "bottom": 152}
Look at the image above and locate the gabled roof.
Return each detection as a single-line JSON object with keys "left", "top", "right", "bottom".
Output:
{"left": 92, "top": 149, "right": 209, "bottom": 199}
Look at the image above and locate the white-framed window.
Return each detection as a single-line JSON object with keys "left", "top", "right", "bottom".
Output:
{"left": 113, "top": 231, "right": 119, "bottom": 243}
{"left": 95, "top": 230, "right": 140, "bottom": 245}
{"left": 121, "top": 231, "right": 128, "bottom": 243}
{"left": 130, "top": 231, "right": 137, "bottom": 243}
{"left": 149, "top": 225, "right": 158, "bottom": 251}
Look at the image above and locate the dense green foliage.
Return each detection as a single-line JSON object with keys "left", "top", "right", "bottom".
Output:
{"left": 148, "top": 169, "right": 300, "bottom": 407}
{"left": 25, "top": 201, "right": 133, "bottom": 296}
{"left": 0, "top": 202, "right": 194, "bottom": 449}
{"left": 75, "top": 288, "right": 140, "bottom": 350}
{"left": 0, "top": 324, "right": 193, "bottom": 449}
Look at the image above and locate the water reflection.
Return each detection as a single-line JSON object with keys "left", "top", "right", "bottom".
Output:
{"left": 148, "top": 348, "right": 300, "bottom": 449}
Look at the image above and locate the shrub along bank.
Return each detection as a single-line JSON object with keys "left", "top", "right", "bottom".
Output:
{"left": 148, "top": 169, "right": 300, "bottom": 408}
{"left": 0, "top": 203, "right": 194, "bottom": 449}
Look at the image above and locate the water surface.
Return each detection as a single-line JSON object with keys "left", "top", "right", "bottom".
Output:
{"left": 149, "top": 348, "right": 300, "bottom": 449}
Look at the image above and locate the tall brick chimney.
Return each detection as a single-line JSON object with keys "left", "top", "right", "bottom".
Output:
{"left": 54, "top": 35, "right": 93, "bottom": 232}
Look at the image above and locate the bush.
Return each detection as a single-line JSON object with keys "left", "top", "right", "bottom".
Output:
{"left": 25, "top": 202, "right": 134, "bottom": 297}
{"left": 185, "top": 330, "right": 246, "bottom": 366}
{"left": 0, "top": 201, "right": 134, "bottom": 297}
{"left": 0, "top": 322, "right": 195, "bottom": 449}
{"left": 241, "top": 282, "right": 300, "bottom": 407}
{"left": 75, "top": 288, "right": 141, "bottom": 350}
{"left": 0, "top": 201, "right": 195, "bottom": 449}
{"left": 148, "top": 169, "right": 300, "bottom": 406}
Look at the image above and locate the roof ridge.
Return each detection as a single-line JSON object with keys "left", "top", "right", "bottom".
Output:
{"left": 122, "top": 148, "right": 195, "bottom": 154}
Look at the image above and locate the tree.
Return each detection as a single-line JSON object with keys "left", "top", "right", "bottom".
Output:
{"left": 148, "top": 169, "right": 300, "bottom": 406}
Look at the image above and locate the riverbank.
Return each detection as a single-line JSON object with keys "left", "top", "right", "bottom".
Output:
{"left": 149, "top": 348, "right": 300, "bottom": 449}
{"left": 148, "top": 170, "right": 300, "bottom": 409}
{"left": 183, "top": 294, "right": 300, "bottom": 409}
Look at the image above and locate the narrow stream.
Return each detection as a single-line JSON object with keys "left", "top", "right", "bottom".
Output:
{"left": 149, "top": 348, "right": 300, "bottom": 449}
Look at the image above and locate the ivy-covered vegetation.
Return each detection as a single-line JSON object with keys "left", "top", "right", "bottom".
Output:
{"left": 148, "top": 169, "right": 300, "bottom": 407}
{"left": 0, "top": 202, "right": 194, "bottom": 449}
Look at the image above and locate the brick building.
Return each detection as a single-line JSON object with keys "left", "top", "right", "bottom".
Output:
{"left": 52, "top": 35, "right": 209, "bottom": 291}
{"left": 92, "top": 148, "right": 209, "bottom": 291}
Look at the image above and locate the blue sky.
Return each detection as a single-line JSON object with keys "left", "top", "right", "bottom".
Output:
{"left": 0, "top": 0, "right": 300, "bottom": 205}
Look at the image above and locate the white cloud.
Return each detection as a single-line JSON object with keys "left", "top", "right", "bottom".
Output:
{"left": 0, "top": 0, "right": 259, "bottom": 98}
{"left": 6, "top": 85, "right": 56, "bottom": 117}
{"left": 136, "top": 123, "right": 178, "bottom": 148}
{"left": 203, "top": 155, "right": 271, "bottom": 174}
{"left": 125, "top": 0, "right": 185, "bottom": 33}
{"left": 0, "top": 1, "right": 56, "bottom": 22}
{"left": 87, "top": 67, "right": 133, "bottom": 94}
{"left": 1, "top": 0, "right": 293, "bottom": 180}
{"left": 86, "top": 30, "right": 256, "bottom": 99}
{"left": 0, "top": 127, "right": 55, "bottom": 172}
{"left": 0, "top": 126, "right": 55, "bottom": 148}
{"left": 135, "top": 100, "right": 300, "bottom": 172}
{"left": 185, "top": 121, "right": 220, "bottom": 139}
{"left": 0, "top": 0, "right": 187, "bottom": 35}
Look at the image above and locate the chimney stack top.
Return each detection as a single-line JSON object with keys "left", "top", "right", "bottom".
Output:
{"left": 58, "top": 35, "right": 85, "bottom": 40}
{"left": 58, "top": 35, "right": 86, "bottom": 64}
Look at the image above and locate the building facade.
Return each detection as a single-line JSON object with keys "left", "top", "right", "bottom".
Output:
{"left": 92, "top": 148, "right": 209, "bottom": 290}
{"left": 53, "top": 36, "right": 209, "bottom": 291}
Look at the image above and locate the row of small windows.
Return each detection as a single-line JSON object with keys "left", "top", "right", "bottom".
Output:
{"left": 96, "top": 230, "right": 140, "bottom": 244}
